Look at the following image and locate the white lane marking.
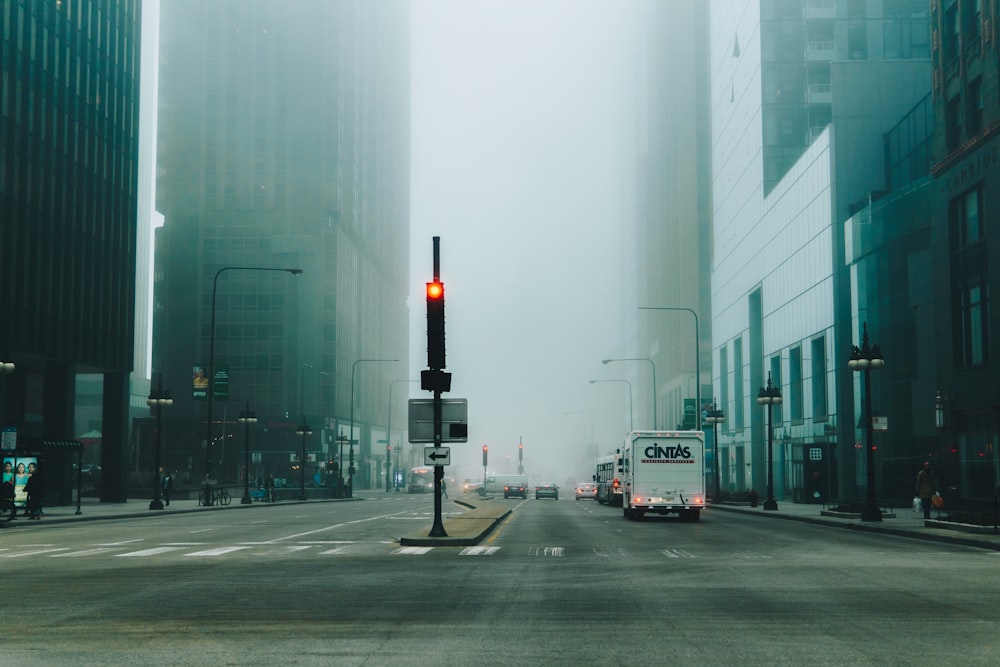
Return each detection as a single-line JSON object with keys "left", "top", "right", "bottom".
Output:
{"left": 733, "top": 551, "right": 773, "bottom": 559}
{"left": 270, "top": 510, "right": 415, "bottom": 542}
{"left": 185, "top": 546, "right": 252, "bottom": 557}
{"left": 51, "top": 548, "right": 120, "bottom": 558}
{"left": 98, "top": 539, "right": 144, "bottom": 546}
{"left": 319, "top": 546, "right": 353, "bottom": 555}
{"left": 116, "top": 546, "right": 187, "bottom": 557}
{"left": 527, "top": 546, "right": 564, "bottom": 557}
{"left": 252, "top": 546, "right": 313, "bottom": 556}
{"left": 459, "top": 546, "right": 500, "bottom": 556}
{"left": 393, "top": 546, "right": 433, "bottom": 555}
{"left": 659, "top": 548, "right": 695, "bottom": 558}
{"left": 3, "top": 548, "right": 70, "bottom": 558}
{"left": 188, "top": 529, "right": 214, "bottom": 534}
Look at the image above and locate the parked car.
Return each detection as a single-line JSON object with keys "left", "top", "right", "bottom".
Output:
{"left": 503, "top": 479, "right": 528, "bottom": 499}
{"left": 575, "top": 482, "right": 598, "bottom": 500}
{"left": 461, "top": 478, "right": 483, "bottom": 494}
{"left": 535, "top": 483, "right": 559, "bottom": 500}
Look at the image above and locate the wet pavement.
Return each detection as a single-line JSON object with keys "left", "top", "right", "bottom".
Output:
{"left": 4, "top": 490, "right": 998, "bottom": 551}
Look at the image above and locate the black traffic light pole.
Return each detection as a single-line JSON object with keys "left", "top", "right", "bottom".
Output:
{"left": 427, "top": 237, "right": 448, "bottom": 537}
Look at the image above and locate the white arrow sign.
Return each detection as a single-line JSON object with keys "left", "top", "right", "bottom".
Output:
{"left": 424, "top": 446, "right": 451, "bottom": 466}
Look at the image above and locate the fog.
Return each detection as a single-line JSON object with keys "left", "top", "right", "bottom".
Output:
{"left": 409, "top": 1, "right": 637, "bottom": 485}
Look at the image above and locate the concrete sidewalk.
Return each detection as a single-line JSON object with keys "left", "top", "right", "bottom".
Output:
{"left": 712, "top": 499, "right": 1000, "bottom": 551}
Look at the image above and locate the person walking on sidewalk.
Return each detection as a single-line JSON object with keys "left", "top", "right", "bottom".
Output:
{"left": 915, "top": 461, "right": 935, "bottom": 520}
{"left": 161, "top": 470, "right": 173, "bottom": 507}
{"left": 24, "top": 464, "right": 43, "bottom": 519}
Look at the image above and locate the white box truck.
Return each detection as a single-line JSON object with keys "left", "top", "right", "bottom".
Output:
{"left": 621, "top": 430, "right": 705, "bottom": 521}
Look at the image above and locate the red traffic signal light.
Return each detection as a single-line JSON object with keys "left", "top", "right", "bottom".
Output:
{"left": 426, "top": 280, "right": 445, "bottom": 369}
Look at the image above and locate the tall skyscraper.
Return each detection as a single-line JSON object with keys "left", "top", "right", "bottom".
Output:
{"left": 155, "top": 1, "right": 410, "bottom": 487}
{"left": 0, "top": 0, "right": 142, "bottom": 502}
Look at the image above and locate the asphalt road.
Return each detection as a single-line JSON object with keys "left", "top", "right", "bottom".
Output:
{"left": 3, "top": 494, "right": 998, "bottom": 665}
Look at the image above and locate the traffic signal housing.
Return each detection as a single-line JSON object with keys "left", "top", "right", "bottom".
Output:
{"left": 426, "top": 280, "right": 445, "bottom": 369}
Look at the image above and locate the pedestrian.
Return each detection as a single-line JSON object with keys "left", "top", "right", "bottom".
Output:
{"left": 915, "top": 461, "right": 935, "bottom": 520}
{"left": 24, "top": 464, "right": 42, "bottom": 519}
{"left": 440, "top": 478, "right": 448, "bottom": 499}
{"left": 161, "top": 470, "right": 173, "bottom": 506}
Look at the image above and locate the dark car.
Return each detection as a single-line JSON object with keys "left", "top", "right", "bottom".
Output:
{"left": 535, "top": 483, "right": 559, "bottom": 500}
{"left": 504, "top": 480, "right": 528, "bottom": 499}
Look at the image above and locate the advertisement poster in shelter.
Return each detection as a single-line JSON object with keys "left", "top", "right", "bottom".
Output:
{"left": 3, "top": 455, "right": 38, "bottom": 508}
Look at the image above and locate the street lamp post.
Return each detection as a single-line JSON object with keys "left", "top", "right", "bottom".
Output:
{"left": 756, "top": 372, "right": 781, "bottom": 511}
{"left": 297, "top": 363, "right": 314, "bottom": 501}
{"left": 639, "top": 306, "right": 701, "bottom": 430}
{"left": 387, "top": 379, "right": 418, "bottom": 493}
{"left": 849, "top": 321, "right": 885, "bottom": 522}
{"left": 349, "top": 358, "right": 399, "bottom": 497}
{"left": 204, "top": 266, "right": 302, "bottom": 500}
{"left": 147, "top": 375, "right": 173, "bottom": 510}
{"left": 0, "top": 358, "right": 14, "bottom": 450}
{"left": 704, "top": 403, "right": 726, "bottom": 501}
{"left": 238, "top": 400, "right": 257, "bottom": 505}
{"left": 589, "top": 379, "right": 633, "bottom": 431}
{"left": 602, "top": 358, "right": 657, "bottom": 429}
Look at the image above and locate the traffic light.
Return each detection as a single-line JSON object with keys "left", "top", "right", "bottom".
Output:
{"left": 426, "top": 280, "right": 445, "bottom": 369}
{"left": 482, "top": 444, "right": 488, "bottom": 468}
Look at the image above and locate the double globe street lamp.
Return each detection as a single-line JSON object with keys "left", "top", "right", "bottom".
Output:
{"left": 238, "top": 400, "right": 257, "bottom": 505}
{"left": 147, "top": 375, "right": 173, "bottom": 510}
{"left": 849, "top": 322, "right": 885, "bottom": 522}
{"left": 756, "top": 372, "right": 781, "bottom": 511}
{"left": 704, "top": 403, "right": 726, "bottom": 501}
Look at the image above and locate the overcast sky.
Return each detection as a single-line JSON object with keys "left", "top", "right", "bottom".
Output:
{"left": 409, "top": 0, "right": 637, "bottom": 484}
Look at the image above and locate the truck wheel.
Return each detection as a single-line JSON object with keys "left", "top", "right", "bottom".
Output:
{"left": 689, "top": 509, "right": 701, "bottom": 522}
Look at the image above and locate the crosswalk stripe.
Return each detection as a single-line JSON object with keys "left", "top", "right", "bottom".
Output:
{"left": 185, "top": 546, "right": 252, "bottom": 557}
{"left": 2, "top": 547, "right": 70, "bottom": 558}
{"left": 116, "top": 546, "right": 186, "bottom": 557}
{"left": 393, "top": 546, "right": 432, "bottom": 555}
{"left": 460, "top": 546, "right": 500, "bottom": 556}
{"left": 51, "top": 548, "right": 120, "bottom": 558}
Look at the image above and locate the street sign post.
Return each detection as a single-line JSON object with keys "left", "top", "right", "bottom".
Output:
{"left": 408, "top": 398, "right": 468, "bottom": 443}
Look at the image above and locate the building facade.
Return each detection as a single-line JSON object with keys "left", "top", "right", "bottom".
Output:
{"left": 0, "top": 0, "right": 142, "bottom": 502}
{"left": 930, "top": 0, "right": 1000, "bottom": 502}
{"left": 709, "top": 0, "right": 931, "bottom": 503}
{"left": 155, "top": 1, "right": 410, "bottom": 490}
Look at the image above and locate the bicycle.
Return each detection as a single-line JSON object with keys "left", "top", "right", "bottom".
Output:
{"left": 249, "top": 486, "right": 274, "bottom": 503}
{"left": 198, "top": 485, "right": 232, "bottom": 506}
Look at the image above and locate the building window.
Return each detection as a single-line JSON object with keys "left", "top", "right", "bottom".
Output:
{"left": 769, "top": 354, "right": 782, "bottom": 426}
{"left": 789, "top": 346, "right": 803, "bottom": 422}
{"left": 966, "top": 77, "right": 983, "bottom": 136}
{"left": 719, "top": 346, "right": 729, "bottom": 420}
{"left": 942, "top": 2, "right": 959, "bottom": 62}
{"left": 946, "top": 94, "right": 962, "bottom": 152}
{"left": 811, "top": 335, "right": 828, "bottom": 420}
{"left": 733, "top": 338, "right": 744, "bottom": 431}
{"left": 950, "top": 186, "right": 989, "bottom": 367}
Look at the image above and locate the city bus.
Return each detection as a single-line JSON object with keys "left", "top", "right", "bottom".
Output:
{"left": 594, "top": 453, "right": 623, "bottom": 506}
{"left": 408, "top": 467, "right": 434, "bottom": 493}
